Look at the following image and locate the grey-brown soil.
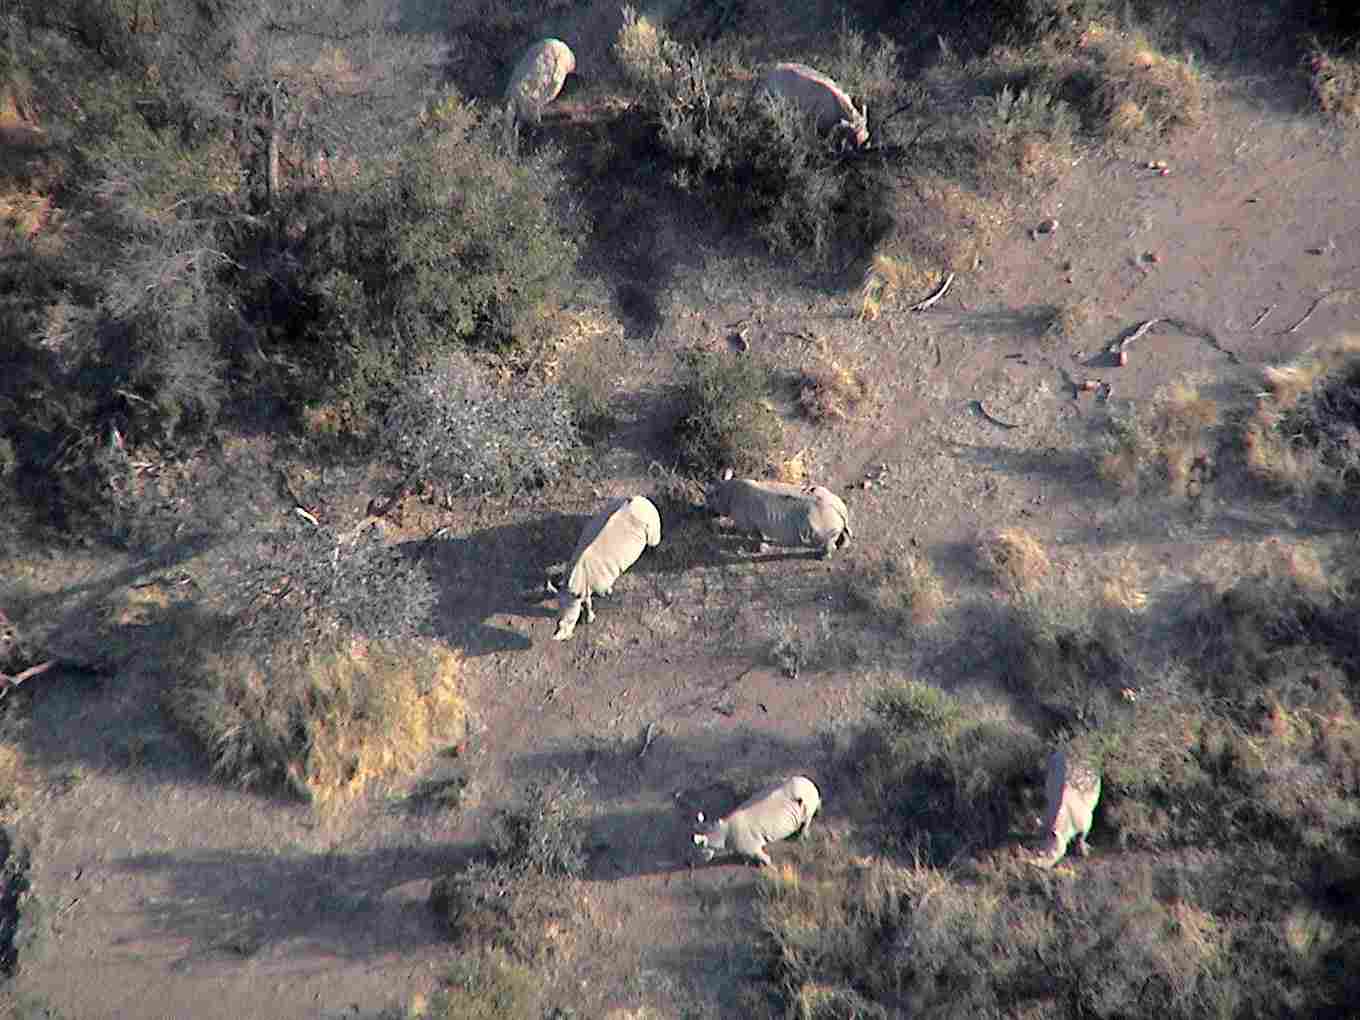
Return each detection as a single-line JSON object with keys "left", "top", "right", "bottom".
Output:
{"left": 3, "top": 14, "right": 1360, "bottom": 1020}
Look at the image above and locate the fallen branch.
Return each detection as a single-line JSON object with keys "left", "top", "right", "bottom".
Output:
{"left": 910, "top": 272, "right": 955, "bottom": 312}
{"left": 1283, "top": 294, "right": 1326, "bottom": 334}
{"left": 970, "top": 400, "right": 1020, "bottom": 430}
{"left": 0, "top": 659, "right": 54, "bottom": 699}
{"left": 638, "top": 721, "right": 659, "bottom": 758}
{"left": 1107, "top": 318, "right": 1161, "bottom": 354}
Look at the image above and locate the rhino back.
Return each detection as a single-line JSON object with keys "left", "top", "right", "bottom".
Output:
{"left": 730, "top": 776, "right": 816, "bottom": 845}
{"left": 565, "top": 497, "right": 652, "bottom": 596}
{"left": 760, "top": 62, "right": 858, "bottom": 131}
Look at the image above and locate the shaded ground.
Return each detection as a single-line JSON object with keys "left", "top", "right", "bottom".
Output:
{"left": 4, "top": 20, "right": 1360, "bottom": 1020}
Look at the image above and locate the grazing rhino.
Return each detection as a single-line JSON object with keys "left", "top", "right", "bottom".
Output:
{"left": 692, "top": 775, "right": 821, "bottom": 867}
{"left": 757, "top": 62, "right": 869, "bottom": 148}
{"left": 551, "top": 495, "right": 661, "bottom": 641}
{"left": 705, "top": 472, "right": 852, "bottom": 558}
{"left": 1032, "top": 749, "right": 1101, "bottom": 868}
{"left": 506, "top": 38, "right": 576, "bottom": 126}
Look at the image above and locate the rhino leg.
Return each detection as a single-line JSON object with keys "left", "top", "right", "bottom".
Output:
{"left": 1074, "top": 831, "right": 1090, "bottom": 857}
{"left": 752, "top": 846, "right": 773, "bottom": 867}
{"left": 583, "top": 590, "right": 595, "bottom": 624}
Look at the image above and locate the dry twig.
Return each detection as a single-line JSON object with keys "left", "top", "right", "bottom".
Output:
{"left": 910, "top": 272, "right": 956, "bottom": 312}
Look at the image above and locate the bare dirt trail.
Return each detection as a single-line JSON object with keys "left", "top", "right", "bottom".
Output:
{"left": 8, "top": 71, "right": 1360, "bottom": 1020}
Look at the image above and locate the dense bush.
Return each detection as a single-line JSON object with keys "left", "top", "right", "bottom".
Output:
{"left": 671, "top": 350, "right": 782, "bottom": 477}
{"left": 380, "top": 351, "right": 579, "bottom": 498}
{"left": 613, "top": 9, "right": 894, "bottom": 261}
{"left": 166, "top": 517, "right": 461, "bottom": 799}
{"left": 852, "top": 680, "right": 1044, "bottom": 859}
{"left": 284, "top": 94, "right": 577, "bottom": 416}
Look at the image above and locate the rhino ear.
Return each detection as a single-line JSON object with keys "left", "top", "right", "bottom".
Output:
{"left": 696, "top": 811, "right": 705, "bottom": 824}
{"left": 722, "top": 468, "right": 733, "bottom": 482}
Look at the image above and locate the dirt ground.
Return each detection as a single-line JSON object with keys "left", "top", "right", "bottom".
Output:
{"left": 4, "top": 23, "right": 1360, "bottom": 1020}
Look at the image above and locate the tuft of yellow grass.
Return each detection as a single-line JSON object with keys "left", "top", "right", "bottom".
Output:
{"left": 1309, "top": 48, "right": 1360, "bottom": 124}
{"left": 797, "top": 355, "right": 867, "bottom": 423}
{"left": 859, "top": 253, "right": 935, "bottom": 321}
{"left": 1097, "top": 554, "right": 1147, "bottom": 612}
{"left": 977, "top": 527, "right": 1051, "bottom": 593}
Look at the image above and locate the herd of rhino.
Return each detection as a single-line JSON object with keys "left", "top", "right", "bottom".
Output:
{"left": 541, "top": 474, "right": 1101, "bottom": 869}
{"left": 503, "top": 32, "right": 1096, "bottom": 871}
{"left": 504, "top": 36, "right": 871, "bottom": 149}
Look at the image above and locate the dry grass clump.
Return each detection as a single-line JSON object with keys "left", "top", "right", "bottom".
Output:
{"left": 1097, "top": 379, "right": 1219, "bottom": 496}
{"left": 796, "top": 350, "right": 868, "bottom": 423}
{"left": 859, "top": 254, "right": 934, "bottom": 322}
{"left": 1308, "top": 46, "right": 1360, "bottom": 124}
{"left": 169, "top": 636, "right": 466, "bottom": 804}
{"left": 1080, "top": 26, "right": 1205, "bottom": 140}
{"left": 1096, "top": 553, "right": 1148, "bottom": 613}
{"left": 1243, "top": 336, "right": 1360, "bottom": 497}
{"left": 847, "top": 548, "right": 946, "bottom": 628}
{"left": 977, "top": 526, "right": 1051, "bottom": 593}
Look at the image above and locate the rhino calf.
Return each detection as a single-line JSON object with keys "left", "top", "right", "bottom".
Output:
{"left": 705, "top": 473, "right": 852, "bottom": 558}
{"left": 552, "top": 495, "right": 661, "bottom": 641}
{"left": 1033, "top": 749, "right": 1101, "bottom": 868}
{"left": 506, "top": 38, "right": 576, "bottom": 126}
{"left": 757, "top": 62, "right": 868, "bottom": 148}
{"left": 693, "top": 775, "right": 821, "bottom": 867}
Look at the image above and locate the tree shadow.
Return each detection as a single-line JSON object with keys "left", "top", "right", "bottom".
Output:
{"left": 113, "top": 841, "right": 474, "bottom": 968}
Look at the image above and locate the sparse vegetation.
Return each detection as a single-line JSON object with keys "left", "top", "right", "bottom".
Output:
{"left": 847, "top": 547, "right": 946, "bottom": 629}
{"left": 672, "top": 350, "right": 782, "bottom": 478}
{"left": 430, "top": 770, "right": 589, "bottom": 961}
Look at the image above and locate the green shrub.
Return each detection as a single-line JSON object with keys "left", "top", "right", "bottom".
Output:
{"left": 672, "top": 350, "right": 782, "bottom": 477}
{"left": 854, "top": 681, "right": 1043, "bottom": 858}
{"left": 402, "top": 950, "right": 539, "bottom": 1020}
{"left": 613, "top": 12, "right": 894, "bottom": 261}
{"left": 285, "top": 92, "right": 577, "bottom": 418}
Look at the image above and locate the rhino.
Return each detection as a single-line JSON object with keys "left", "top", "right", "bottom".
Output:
{"left": 1032, "top": 749, "right": 1102, "bottom": 868}
{"left": 505, "top": 38, "right": 576, "bottom": 126}
{"left": 693, "top": 775, "right": 822, "bottom": 867}
{"left": 705, "top": 472, "right": 852, "bottom": 558}
{"left": 551, "top": 495, "right": 661, "bottom": 641}
{"left": 757, "top": 62, "right": 869, "bottom": 148}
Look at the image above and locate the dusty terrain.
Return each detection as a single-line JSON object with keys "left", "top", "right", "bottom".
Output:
{"left": 3, "top": 15, "right": 1360, "bottom": 1020}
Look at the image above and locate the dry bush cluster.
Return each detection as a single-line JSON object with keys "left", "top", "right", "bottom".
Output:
{"left": 1097, "top": 380, "right": 1219, "bottom": 497}
{"left": 756, "top": 534, "right": 1360, "bottom": 1016}
{"left": 1243, "top": 337, "right": 1360, "bottom": 498}
{"left": 611, "top": 10, "right": 896, "bottom": 262}
{"left": 165, "top": 518, "right": 463, "bottom": 802}
{"left": 1308, "top": 46, "right": 1360, "bottom": 124}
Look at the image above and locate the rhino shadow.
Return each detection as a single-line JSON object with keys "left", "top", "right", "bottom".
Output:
{"left": 512, "top": 729, "right": 833, "bottom": 880}
{"left": 402, "top": 509, "right": 593, "bottom": 657}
